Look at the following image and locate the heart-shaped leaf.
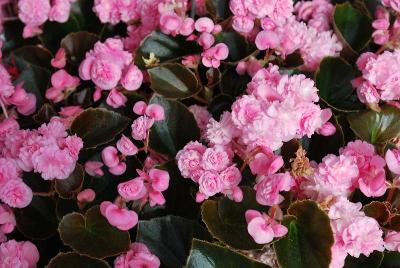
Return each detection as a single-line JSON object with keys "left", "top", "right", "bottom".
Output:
{"left": 55, "top": 164, "right": 84, "bottom": 199}
{"left": 46, "top": 252, "right": 111, "bottom": 268}
{"left": 136, "top": 215, "right": 211, "bottom": 268}
{"left": 149, "top": 95, "right": 200, "bottom": 156}
{"left": 135, "top": 30, "right": 201, "bottom": 69}
{"left": 59, "top": 205, "right": 130, "bottom": 258}
{"left": 344, "top": 251, "right": 383, "bottom": 268}
{"left": 315, "top": 57, "right": 362, "bottom": 112}
{"left": 61, "top": 31, "right": 99, "bottom": 67}
{"left": 70, "top": 108, "right": 131, "bottom": 149}
{"left": 333, "top": 2, "right": 372, "bottom": 52}
{"left": 186, "top": 239, "right": 270, "bottom": 268}
{"left": 348, "top": 105, "right": 400, "bottom": 145}
{"left": 14, "top": 196, "right": 58, "bottom": 240}
{"left": 274, "top": 200, "right": 334, "bottom": 268}
{"left": 201, "top": 187, "right": 267, "bottom": 250}
{"left": 148, "top": 63, "right": 200, "bottom": 99}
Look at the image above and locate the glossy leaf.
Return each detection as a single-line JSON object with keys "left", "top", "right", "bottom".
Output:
{"left": 46, "top": 252, "right": 111, "bottom": 268}
{"left": 148, "top": 63, "right": 200, "bottom": 99}
{"left": 59, "top": 206, "right": 130, "bottom": 258}
{"left": 201, "top": 187, "right": 266, "bottom": 250}
{"left": 137, "top": 215, "right": 211, "bottom": 268}
{"left": 215, "top": 31, "right": 251, "bottom": 62}
{"left": 348, "top": 105, "right": 400, "bottom": 144}
{"left": 315, "top": 57, "right": 362, "bottom": 112}
{"left": 274, "top": 200, "right": 334, "bottom": 268}
{"left": 333, "top": 2, "right": 372, "bottom": 52}
{"left": 135, "top": 30, "right": 201, "bottom": 69}
{"left": 149, "top": 95, "right": 200, "bottom": 156}
{"left": 344, "top": 251, "right": 383, "bottom": 268}
{"left": 186, "top": 239, "right": 270, "bottom": 268}
{"left": 70, "top": 108, "right": 131, "bottom": 149}
{"left": 220, "top": 67, "right": 251, "bottom": 97}
{"left": 55, "top": 164, "right": 84, "bottom": 199}
{"left": 14, "top": 196, "right": 58, "bottom": 240}
{"left": 61, "top": 31, "right": 99, "bottom": 67}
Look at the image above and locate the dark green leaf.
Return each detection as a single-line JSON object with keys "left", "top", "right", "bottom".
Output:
{"left": 137, "top": 215, "right": 211, "bottom": 268}
{"left": 135, "top": 31, "right": 201, "bottom": 69}
{"left": 186, "top": 239, "right": 270, "bottom": 268}
{"left": 345, "top": 251, "right": 383, "bottom": 268}
{"left": 348, "top": 105, "right": 400, "bottom": 144}
{"left": 380, "top": 252, "right": 400, "bottom": 268}
{"left": 59, "top": 206, "right": 130, "bottom": 258}
{"left": 61, "top": 31, "right": 99, "bottom": 67}
{"left": 215, "top": 31, "right": 251, "bottom": 62}
{"left": 315, "top": 57, "right": 362, "bottom": 112}
{"left": 149, "top": 95, "right": 200, "bottom": 155}
{"left": 70, "top": 108, "right": 131, "bottom": 149}
{"left": 12, "top": 45, "right": 53, "bottom": 70}
{"left": 333, "top": 2, "right": 373, "bottom": 52}
{"left": 14, "top": 196, "right": 58, "bottom": 240}
{"left": 220, "top": 67, "right": 251, "bottom": 98}
{"left": 46, "top": 252, "right": 111, "bottom": 268}
{"left": 55, "top": 164, "right": 84, "bottom": 199}
{"left": 274, "top": 200, "right": 334, "bottom": 268}
{"left": 201, "top": 187, "right": 266, "bottom": 250}
{"left": 208, "top": 94, "right": 234, "bottom": 119}
{"left": 148, "top": 63, "right": 200, "bottom": 99}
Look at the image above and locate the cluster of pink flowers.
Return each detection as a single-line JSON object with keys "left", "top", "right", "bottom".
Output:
{"left": 79, "top": 38, "right": 143, "bottom": 107}
{"left": 131, "top": 101, "right": 165, "bottom": 141}
{"left": 18, "top": 0, "right": 77, "bottom": 38}
{"left": 372, "top": 6, "right": 400, "bottom": 46}
{"left": 0, "top": 204, "right": 15, "bottom": 242}
{"left": 294, "top": 0, "right": 333, "bottom": 31}
{"left": 0, "top": 239, "right": 39, "bottom": 268}
{"left": 353, "top": 50, "right": 400, "bottom": 104}
{"left": 114, "top": 242, "right": 160, "bottom": 268}
{"left": 301, "top": 140, "right": 387, "bottom": 200}
{"left": 329, "top": 199, "right": 384, "bottom": 268}
{"left": 176, "top": 141, "right": 243, "bottom": 202}
{"left": 245, "top": 209, "right": 287, "bottom": 245}
{"left": 0, "top": 63, "right": 36, "bottom": 117}
{"left": 1, "top": 118, "right": 83, "bottom": 181}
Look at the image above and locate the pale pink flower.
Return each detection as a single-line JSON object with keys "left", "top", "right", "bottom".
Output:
{"left": 220, "top": 165, "right": 242, "bottom": 189}
{"left": 49, "top": 0, "right": 74, "bottom": 23}
{"left": 114, "top": 242, "right": 160, "bottom": 268}
{"left": 206, "top": 112, "right": 238, "bottom": 145}
{"left": 120, "top": 64, "right": 143, "bottom": 91}
{"left": 100, "top": 201, "right": 138, "bottom": 231}
{"left": 295, "top": 0, "right": 333, "bottom": 31}
{"left": 7, "top": 83, "right": 37, "bottom": 116}
{"left": 197, "top": 32, "right": 215, "bottom": 49}
{"left": 109, "top": 162, "right": 127, "bottom": 176}
{"left": 249, "top": 151, "right": 283, "bottom": 176}
{"left": 201, "top": 146, "right": 230, "bottom": 171}
{"left": 231, "top": 95, "right": 263, "bottom": 127}
{"left": 0, "top": 64, "right": 14, "bottom": 100}
{"left": 145, "top": 104, "right": 165, "bottom": 121}
{"left": 106, "top": 89, "right": 128, "bottom": 108}
{"left": 117, "top": 135, "right": 138, "bottom": 156}
{"left": 386, "top": 148, "right": 400, "bottom": 175}
{"left": 18, "top": 0, "right": 51, "bottom": 38}
{"left": 84, "top": 161, "right": 104, "bottom": 177}
{"left": 0, "top": 158, "right": 20, "bottom": 187}
{"left": 46, "top": 69, "right": 80, "bottom": 103}
{"left": 159, "top": 11, "right": 183, "bottom": 36}
{"left": 198, "top": 171, "right": 222, "bottom": 198}
{"left": 0, "top": 179, "right": 33, "bottom": 208}
{"left": 384, "top": 231, "right": 400, "bottom": 251}
{"left": 201, "top": 43, "right": 229, "bottom": 68}
{"left": 77, "top": 189, "right": 96, "bottom": 203}
{"left": 93, "top": 0, "right": 137, "bottom": 25}
{"left": 195, "top": 17, "right": 214, "bottom": 33}
{"left": 0, "top": 240, "right": 39, "bottom": 268}
{"left": 245, "top": 209, "right": 288, "bottom": 244}
{"left": 131, "top": 116, "right": 154, "bottom": 141}
{"left": 133, "top": 101, "right": 147, "bottom": 116}
{"left": 176, "top": 141, "right": 206, "bottom": 180}
{"left": 255, "top": 172, "right": 294, "bottom": 206}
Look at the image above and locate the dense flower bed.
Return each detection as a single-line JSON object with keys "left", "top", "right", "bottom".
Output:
{"left": 1, "top": 0, "right": 400, "bottom": 267}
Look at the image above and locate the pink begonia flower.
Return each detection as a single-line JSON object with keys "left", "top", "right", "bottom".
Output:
{"left": 51, "top": 48, "right": 67, "bottom": 69}
{"left": 340, "top": 140, "right": 387, "bottom": 197}
{"left": 0, "top": 64, "right": 15, "bottom": 99}
{"left": 109, "top": 162, "right": 127, "bottom": 176}
{"left": 201, "top": 146, "right": 231, "bottom": 172}
{"left": 189, "top": 105, "right": 211, "bottom": 137}
{"left": 384, "top": 231, "right": 400, "bottom": 251}
{"left": 329, "top": 199, "right": 384, "bottom": 266}
{"left": 117, "top": 135, "right": 138, "bottom": 156}
{"left": 102, "top": 146, "right": 120, "bottom": 168}
{"left": 197, "top": 171, "right": 222, "bottom": 200}
{"left": 249, "top": 151, "right": 284, "bottom": 176}
{"left": 255, "top": 30, "right": 280, "bottom": 50}
{"left": 145, "top": 104, "right": 165, "bottom": 121}
{"left": 201, "top": 43, "right": 229, "bottom": 68}
{"left": 255, "top": 172, "right": 294, "bottom": 206}
{"left": 131, "top": 116, "right": 154, "bottom": 141}
{"left": 0, "top": 204, "right": 16, "bottom": 240}
{"left": 18, "top": 0, "right": 51, "bottom": 38}
{"left": 294, "top": 0, "right": 333, "bottom": 31}
{"left": 220, "top": 165, "right": 243, "bottom": 202}
{"left": 120, "top": 64, "right": 143, "bottom": 91}
{"left": 114, "top": 242, "right": 160, "bottom": 268}
{"left": 106, "top": 89, "right": 128, "bottom": 108}
{"left": 197, "top": 32, "right": 215, "bottom": 49}
{"left": 7, "top": 83, "right": 37, "bottom": 116}
{"left": 77, "top": 188, "right": 96, "bottom": 203}
{"left": 133, "top": 101, "right": 148, "bottom": 116}
{"left": 0, "top": 179, "right": 33, "bottom": 208}
{"left": 49, "top": 0, "right": 74, "bottom": 23}
{"left": 100, "top": 201, "right": 138, "bottom": 231}
{"left": 179, "top": 17, "right": 195, "bottom": 36}
{"left": 84, "top": 161, "right": 104, "bottom": 177}
{"left": 46, "top": 69, "right": 80, "bottom": 103}
{"left": 316, "top": 122, "right": 336, "bottom": 136}
{"left": 79, "top": 38, "right": 133, "bottom": 90}
{"left": 232, "top": 15, "right": 255, "bottom": 33}
{"left": 176, "top": 141, "right": 207, "bottom": 180}
{"left": 245, "top": 209, "right": 288, "bottom": 244}
{"left": 382, "top": 0, "right": 400, "bottom": 12}
{"left": 118, "top": 178, "right": 147, "bottom": 201}
{"left": 0, "top": 240, "right": 40, "bottom": 268}
{"left": 206, "top": 111, "right": 238, "bottom": 145}
{"left": 386, "top": 148, "right": 400, "bottom": 175}
{"left": 159, "top": 11, "right": 183, "bottom": 36}
{"left": 194, "top": 17, "right": 214, "bottom": 33}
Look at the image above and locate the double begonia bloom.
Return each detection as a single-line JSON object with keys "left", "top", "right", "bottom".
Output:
{"left": 100, "top": 201, "right": 138, "bottom": 231}
{"left": 255, "top": 172, "right": 294, "bottom": 206}
{"left": 245, "top": 209, "right": 288, "bottom": 244}
{"left": 114, "top": 242, "right": 160, "bottom": 268}
{"left": 0, "top": 239, "right": 40, "bottom": 268}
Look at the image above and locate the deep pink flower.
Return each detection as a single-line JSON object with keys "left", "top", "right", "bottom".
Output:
{"left": 100, "top": 201, "right": 138, "bottom": 231}
{"left": 118, "top": 178, "right": 147, "bottom": 201}
{"left": 0, "top": 240, "right": 40, "bottom": 268}
{"left": 386, "top": 148, "right": 400, "bottom": 175}
{"left": 131, "top": 116, "right": 154, "bottom": 141}
{"left": 0, "top": 204, "right": 16, "bottom": 237}
{"left": 0, "top": 179, "right": 33, "bottom": 208}
{"left": 84, "top": 161, "right": 104, "bottom": 177}
{"left": 255, "top": 172, "right": 294, "bottom": 206}
{"left": 114, "top": 242, "right": 160, "bottom": 268}
{"left": 117, "top": 135, "right": 138, "bottom": 156}
{"left": 51, "top": 48, "right": 67, "bottom": 69}
{"left": 77, "top": 188, "right": 96, "bottom": 203}
{"left": 121, "top": 64, "right": 143, "bottom": 91}
{"left": 106, "top": 89, "right": 128, "bottom": 108}
{"left": 102, "top": 146, "right": 120, "bottom": 168}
